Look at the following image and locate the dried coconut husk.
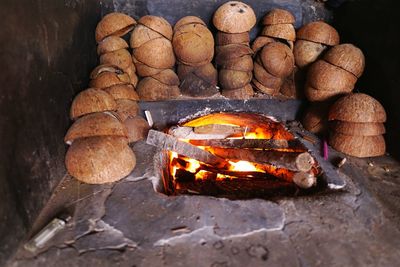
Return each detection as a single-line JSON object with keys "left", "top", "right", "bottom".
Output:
{"left": 130, "top": 24, "right": 163, "bottom": 49}
{"left": 104, "top": 84, "right": 139, "bottom": 101}
{"left": 65, "top": 136, "right": 136, "bottom": 184}
{"left": 124, "top": 116, "right": 151, "bottom": 143}
{"left": 133, "top": 37, "right": 175, "bottom": 69}
{"left": 138, "top": 15, "right": 173, "bottom": 40}
{"left": 174, "top": 16, "right": 206, "bottom": 31}
{"left": 216, "top": 31, "right": 250, "bottom": 46}
{"left": 253, "top": 62, "right": 283, "bottom": 90}
{"left": 64, "top": 112, "right": 127, "bottom": 144}
{"left": 173, "top": 23, "right": 214, "bottom": 66}
{"left": 90, "top": 71, "right": 130, "bottom": 88}
{"left": 328, "top": 93, "right": 387, "bottom": 123}
{"left": 70, "top": 88, "right": 117, "bottom": 120}
{"left": 222, "top": 84, "right": 254, "bottom": 99}
{"left": 219, "top": 55, "right": 253, "bottom": 72}
{"left": 251, "top": 36, "right": 276, "bottom": 54}
{"left": 302, "top": 102, "right": 332, "bottom": 134}
{"left": 132, "top": 55, "right": 165, "bottom": 77}
{"left": 97, "top": 36, "right": 129, "bottom": 55}
{"left": 329, "top": 132, "right": 385, "bottom": 158}
{"left": 219, "top": 69, "right": 252, "bottom": 90}
{"left": 90, "top": 64, "right": 124, "bottom": 80}
{"left": 304, "top": 83, "right": 350, "bottom": 102}
{"left": 330, "top": 121, "right": 385, "bottom": 136}
{"left": 113, "top": 99, "right": 139, "bottom": 121}
{"left": 213, "top": 1, "right": 256, "bottom": 33}
{"left": 95, "top": 12, "right": 136, "bottom": 43}
{"left": 297, "top": 21, "right": 339, "bottom": 46}
{"left": 262, "top": 24, "right": 296, "bottom": 41}
{"left": 323, "top": 44, "right": 365, "bottom": 78}
{"left": 262, "top": 9, "right": 295, "bottom": 25}
{"left": 179, "top": 72, "right": 219, "bottom": 97}
{"left": 151, "top": 69, "right": 180, "bottom": 86}
{"left": 307, "top": 60, "right": 357, "bottom": 92}
{"left": 252, "top": 78, "right": 279, "bottom": 95}
{"left": 294, "top": 39, "right": 327, "bottom": 68}
{"left": 100, "top": 49, "right": 133, "bottom": 70}
{"left": 215, "top": 44, "right": 253, "bottom": 65}
{"left": 177, "top": 63, "right": 218, "bottom": 85}
{"left": 260, "top": 42, "right": 294, "bottom": 78}
{"left": 280, "top": 66, "right": 304, "bottom": 99}
{"left": 137, "top": 77, "right": 181, "bottom": 101}
{"left": 122, "top": 64, "right": 138, "bottom": 87}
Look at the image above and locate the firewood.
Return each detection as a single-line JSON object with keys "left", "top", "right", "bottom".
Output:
{"left": 169, "top": 126, "right": 234, "bottom": 140}
{"left": 292, "top": 172, "right": 316, "bottom": 188}
{"left": 188, "top": 138, "right": 289, "bottom": 150}
{"left": 193, "top": 124, "right": 244, "bottom": 135}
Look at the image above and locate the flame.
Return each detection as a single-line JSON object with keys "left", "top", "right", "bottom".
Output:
{"left": 228, "top": 161, "right": 260, "bottom": 172}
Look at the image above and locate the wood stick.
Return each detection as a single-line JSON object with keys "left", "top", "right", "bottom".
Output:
{"left": 193, "top": 124, "right": 244, "bottom": 135}
{"left": 188, "top": 138, "right": 289, "bottom": 149}
{"left": 168, "top": 126, "right": 232, "bottom": 140}
{"left": 292, "top": 172, "right": 316, "bottom": 189}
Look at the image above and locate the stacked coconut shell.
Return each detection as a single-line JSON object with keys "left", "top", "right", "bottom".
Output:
{"left": 251, "top": 9, "right": 295, "bottom": 96}
{"left": 173, "top": 16, "right": 218, "bottom": 97}
{"left": 212, "top": 1, "right": 256, "bottom": 99}
{"left": 328, "top": 93, "right": 386, "bottom": 157}
{"left": 130, "top": 15, "right": 180, "bottom": 101}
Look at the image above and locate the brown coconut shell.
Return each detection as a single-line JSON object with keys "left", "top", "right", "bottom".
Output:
{"left": 95, "top": 13, "right": 136, "bottom": 43}
{"left": 219, "top": 55, "right": 253, "bottom": 72}
{"left": 213, "top": 1, "right": 256, "bottom": 33}
{"left": 222, "top": 84, "right": 254, "bottom": 99}
{"left": 219, "top": 69, "right": 252, "bottom": 90}
{"left": 70, "top": 89, "right": 117, "bottom": 120}
{"left": 261, "top": 24, "right": 296, "bottom": 41}
{"left": 253, "top": 62, "right": 283, "bottom": 90}
{"left": 260, "top": 42, "right": 294, "bottom": 78}
{"left": 252, "top": 78, "right": 278, "bottom": 95}
{"left": 151, "top": 69, "right": 180, "bottom": 86}
{"left": 90, "top": 64, "right": 124, "bottom": 80}
{"left": 329, "top": 133, "right": 385, "bottom": 158}
{"left": 302, "top": 102, "right": 331, "bottom": 134}
{"left": 124, "top": 116, "right": 151, "bottom": 143}
{"left": 262, "top": 9, "right": 295, "bottom": 25}
{"left": 138, "top": 15, "right": 173, "bottom": 40}
{"left": 307, "top": 60, "right": 357, "bottom": 91}
{"left": 100, "top": 49, "right": 133, "bottom": 70}
{"left": 65, "top": 136, "right": 136, "bottom": 184}
{"left": 64, "top": 112, "right": 127, "bottom": 144}
{"left": 297, "top": 21, "right": 339, "bottom": 46}
{"left": 280, "top": 66, "right": 304, "bottom": 99}
{"left": 97, "top": 36, "right": 129, "bottom": 55}
{"left": 323, "top": 44, "right": 365, "bottom": 78}
{"left": 130, "top": 24, "right": 163, "bottom": 49}
{"left": 122, "top": 64, "right": 138, "bottom": 87}
{"left": 304, "top": 83, "right": 350, "bottom": 102}
{"left": 177, "top": 63, "right": 218, "bottom": 85}
{"left": 215, "top": 44, "right": 253, "bottom": 65}
{"left": 179, "top": 72, "right": 219, "bottom": 97}
{"left": 137, "top": 77, "right": 181, "bottom": 101}
{"left": 174, "top": 16, "right": 206, "bottom": 31}
{"left": 330, "top": 121, "right": 386, "bottom": 136}
{"left": 133, "top": 37, "right": 175, "bottom": 69}
{"left": 251, "top": 36, "right": 276, "bottom": 54}
{"left": 216, "top": 31, "right": 250, "bottom": 46}
{"left": 294, "top": 39, "right": 327, "bottom": 68}
{"left": 113, "top": 99, "right": 140, "bottom": 122}
{"left": 173, "top": 23, "right": 214, "bottom": 66}
{"left": 90, "top": 71, "right": 130, "bottom": 88}
{"left": 328, "top": 93, "right": 387, "bottom": 123}
{"left": 132, "top": 55, "right": 165, "bottom": 77}
{"left": 104, "top": 84, "right": 139, "bottom": 101}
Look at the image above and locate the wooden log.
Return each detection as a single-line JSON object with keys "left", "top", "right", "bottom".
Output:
{"left": 168, "top": 126, "right": 232, "bottom": 140}
{"left": 188, "top": 138, "right": 289, "bottom": 149}
{"left": 292, "top": 172, "right": 316, "bottom": 188}
{"left": 193, "top": 124, "right": 244, "bottom": 135}
{"left": 146, "top": 130, "right": 227, "bottom": 167}
{"left": 211, "top": 147, "right": 314, "bottom": 172}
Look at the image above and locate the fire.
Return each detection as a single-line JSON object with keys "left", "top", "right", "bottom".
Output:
{"left": 228, "top": 160, "right": 260, "bottom": 172}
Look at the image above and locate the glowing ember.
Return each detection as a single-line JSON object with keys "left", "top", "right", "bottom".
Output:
{"left": 228, "top": 160, "right": 261, "bottom": 172}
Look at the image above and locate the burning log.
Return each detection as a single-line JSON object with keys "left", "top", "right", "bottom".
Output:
{"left": 292, "top": 172, "right": 316, "bottom": 189}
{"left": 168, "top": 124, "right": 246, "bottom": 140}
{"left": 188, "top": 138, "right": 290, "bottom": 149}
{"left": 211, "top": 147, "right": 314, "bottom": 172}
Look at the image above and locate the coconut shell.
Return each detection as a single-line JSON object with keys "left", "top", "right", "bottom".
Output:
{"left": 100, "top": 49, "right": 133, "bottom": 70}
{"left": 122, "top": 64, "right": 138, "bottom": 87}
{"left": 97, "top": 36, "right": 129, "bottom": 55}
{"left": 215, "top": 44, "right": 253, "bottom": 65}
{"left": 329, "top": 132, "right": 385, "bottom": 158}
{"left": 70, "top": 89, "right": 117, "bottom": 120}
{"left": 280, "top": 66, "right": 304, "bottom": 99}
{"left": 294, "top": 39, "right": 327, "bottom": 68}
{"left": 323, "top": 44, "right": 365, "bottom": 78}
{"left": 90, "top": 71, "right": 130, "bottom": 88}
{"left": 262, "top": 9, "right": 295, "bottom": 25}
{"left": 137, "top": 77, "right": 181, "bottom": 101}
{"left": 260, "top": 42, "right": 294, "bottom": 78}
{"left": 253, "top": 62, "right": 283, "bottom": 90}
{"left": 151, "top": 69, "right": 180, "bottom": 86}
{"left": 90, "top": 64, "right": 124, "bottom": 80}
{"left": 64, "top": 112, "right": 127, "bottom": 144}
{"left": 130, "top": 24, "right": 163, "bottom": 49}
{"left": 179, "top": 72, "right": 219, "bottom": 97}
{"left": 261, "top": 24, "right": 296, "bottom": 41}
{"left": 219, "top": 55, "right": 253, "bottom": 72}
{"left": 177, "top": 63, "right": 218, "bottom": 85}
{"left": 307, "top": 60, "right": 357, "bottom": 91}
{"left": 297, "top": 21, "right": 339, "bottom": 46}
{"left": 174, "top": 16, "right": 206, "bottom": 31}
{"left": 65, "top": 136, "right": 136, "bottom": 184}
{"left": 173, "top": 23, "right": 214, "bottom": 66}
{"left": 216, "top": 31, "right": 250, "bottom": 46}
{"left": 124, "top": 116, "right": 151, "bottom": 143}
{"left": 95, "top": 13, "right": 136, "bottom": 43}
{"left": 251, "top": 36, "right": 276, "bottom": 54}
{"left": 133, "top": 37, "right": 175, "bottom": 69}
{"left": 328, "top": 93, "right": 387, "bottom": 123}
{"left": 213, "top": 1, "right": 256, "bottom": 33}
{"left": 252, "top": 78, "right": 278, "bottom": 95}
{"left": 138, "top": 15, "right": 173, "bottom": 40}
{"left": 304, "top": 83, "right": 350, "bottom": 102}
{"left": 222, "top": 84, "right": 254, "bottom": 99}
{"left": 104, "top": 84, "right": 139, "bottom": 101}
{"left": 113, "top": 99, "right": 139, "bottom": 121}
{"left": 132, "top": 55, "right": 165, "bottom": 77}
{"left": 330, "top": 121, "right": 385, "bottom": 136}
{"left": 302, "top": 102, "right": 331, "bottom": 134}
{"left": 219, "top": 69, "right": 252, "bottom": 90}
